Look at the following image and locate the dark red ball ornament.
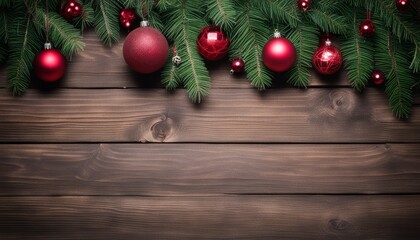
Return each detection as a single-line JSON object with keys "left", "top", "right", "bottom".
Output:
{"left": 396, "top": 0, "right": 410, "bottom": 12}
{"left": 371, "top": 70, "right": 385, "bottom": 85}
{"left": 262, "top": 30, "right": 296, "bottom": 72}
{"left": 359, "top": 19, "right": 376, "bottom": 38}
{"left": 196, "top": 26, "right": 230, "bottom": 61}
{"left": 312, "top": 39, "right": 343, "bottom": 75}
{"left": 297, "top": 0, "right": 311, "bottom": 12}
{"left": 58, "top": 0, "right": 82, "bottom": 20}
{"left": 33, "top": 43, "right": 67, "bottom": 82}
{"left": 120, "top": 8, "right": 136, "bottom": 29}
{"left": 230, "top": 58, "right": 245, "bottom": 74}
{"left": 123, "top": 21, "right": 169, "bottom": 74}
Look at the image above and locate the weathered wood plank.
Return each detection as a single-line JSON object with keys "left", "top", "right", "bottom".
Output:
{"left": 0, "top": 88, "right": 419, "bottom": 143}
{"left": 0, "top": 144, "right": 419, "bottom": 195}
{"left": 0, "top": 196, "right": 419, "bottom": 239}
{"left": 0, "top": 31, "right": 350, "bottom": 89}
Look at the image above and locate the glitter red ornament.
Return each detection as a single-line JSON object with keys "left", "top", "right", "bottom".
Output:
{"left": 312, "top": 38, "right": 343, "bottom": 75}
{"left": 196, "top": 26, "right": 230, "bottom": 61}
{"left": 33, "top": 43, "right": 67, "bottom": 82}
{"left": 297, "top": 0, "right": 311, "bottom": 12}
{"left": 262, "top": 30, "right": 297, "bottom": 72}
{"left": 123, "top": 21, "right": 169, "bottom": 74}
{"left": 396, "top": 0, "right": 410, "bottom": 12}
{"left": 120, "top": 8, "right": 136, "bottom": 29}
{"left": 371, "top": 70, "right": 385, "bottom": 85}
{"left": 230, "top": 58, "right": 245, "bottom": 74}
{"left": 359, "top": 19, "right": 376, "bottom": 38}
{"left": 58, "top": 0, "right": 82, "bottom": 20}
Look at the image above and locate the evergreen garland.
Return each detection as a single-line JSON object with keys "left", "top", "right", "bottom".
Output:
{"left": 0, "top": 0, "right": 419, "bottom": 118}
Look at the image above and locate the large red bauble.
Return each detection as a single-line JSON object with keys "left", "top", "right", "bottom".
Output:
{"left": 312, "top": 45, "right": 343, "bottom": 75}
{"left": 359, "top": 19, "right": 375, "bottom": 38}
{"left": 196, "top": 26, "right": 230, "bottom": 61}
{"left": 33, "top": 49, "right": 67, "bottom": 82}
{"left": 123, "top": 26, "right": 169, "bottom": 74}
{"left": 262, "top": 37, "right": 297, "bottom": 72}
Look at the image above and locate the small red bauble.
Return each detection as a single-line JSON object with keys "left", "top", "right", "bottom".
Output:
{"left": 230, "top": 58, "right": 245, "bottom": 74}
{"left": 120, "top": 8, "right": 136, "bottom": 29}
{"left": 359, "top": 19, "right": 376, "bottom": 38}
{"left": 58, "top": 0, "right": 82, "bottom": 20}
{"left": 196, "top": 26, "right": 230, "bottom": 61}
{"left": 312, "top": 39, "right": 343, "bottom": 75}
{"left": 123, "top": 21, "right": 169, "bottom": 74}
{"left": 262, "top": 31, "right": 296, "bottom": 72}
{"left": 33, "top": 48, "right": 67, "bottom": 82}
{"left": 371, "top": 70, "right": 385, "bottom": 85}
{"left": 297, "top": 0, "right": 311, "bottom": 12}
{"left": 396, "top": 0, "right": 409, "bottom": 12}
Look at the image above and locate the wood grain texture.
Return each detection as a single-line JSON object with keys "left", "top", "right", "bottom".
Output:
{"left": 0, "top": 88, "right": 419, "bottom": 143}
{"left": 0, "top": 144, "right": 419, "bottom": 195}
{"left": 0, "top": 196, "right": 419, "bottom": 239}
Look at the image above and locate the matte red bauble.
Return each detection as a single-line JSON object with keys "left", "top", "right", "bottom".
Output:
{"left": 262, "top": 32, "right": 296, "bottom": 72}
{"left": 396, "top": 0, "right": 409, "bottom": 12}
{"left": 230, "top": 58, "right": 245, "bottom": 74}
{"left": 196, "top": 26, "right": 230, "bottom": 61}
{"left": 123, "top": 21, "right": 169, "bottom": 74}
{"left": 312, "top": 39, "right": 343, "bottom": 75}
{"left": 371, "top": 70, "right": 385, "bottom": 85}
{"left": 33, "top": 48, "right": 67, "bottom": 82}
{"left": 297, "top": 0, "right": 311, "bottom": 12}
{"left": 359, "top": 19, "right": 375, "bottom": 38}
{"left": 58, "top": 0, "right": 82, "bottom": 20}
{"left": 120, "top": 8, "right": 136, "bottom": 28}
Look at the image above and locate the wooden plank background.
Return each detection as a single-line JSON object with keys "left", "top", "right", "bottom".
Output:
{"left": 0, "top": 30, "right": 420, "bottom": 239}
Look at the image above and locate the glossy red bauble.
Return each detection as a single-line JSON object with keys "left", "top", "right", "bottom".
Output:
{"left": 33, "top": 49, "right": 67, "bottom": 82}
{"left": 312, "top": 43, "right": 343, "bottom": 75}
{"left": 230, "top": 58, "right": 245, "bottom": 74}
{"left": 371, "top": 70, "right": 385, "bottom": 85}
{"left": 359, "top": 19, "right": 376, "bottom": 38}
{"left": 120, "top": 8, "right": 136, "bottom": 28}
{"left": 396, "top": 0, "right": 410, "bottom": 12}
{"left": 58, "top": 0, "right": 82, "bottom": 20}
{"left": 297, "top": 0, "right": 311, "bottom": 12}
{"left": 196, "top": 26, "right": 230, "bottom": 61}
{"left": 262, "top": 37, "right": 297, "bottom": 72}
{"left": 123, "top": 25, "right": 169, "bottom": 74}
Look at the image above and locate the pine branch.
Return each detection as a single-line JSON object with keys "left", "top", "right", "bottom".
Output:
{"left": 125, "top": 0, "right": 163, "bottom": 30}
{"left": 7, "top": 13, "right": 42, "bottom": 95}
{"left": 0, "top": 43, "right": 6, "bottom": 63}
{"left": 73, "top": 2, "right": 94, "bottom": 31}
{"left": 231, "top": 3, "right": 272, "bottom": 90}
{"left": 257, "top": 0, "right": 300, "bottom": 28}
{"left": 0, "top": 11, "right": 8, "bottom": 43}
{"left": 287, "top": 22, "right": 319, "bottom": 88}
{"left": 33, "top": 10, "right": 84, "bottom": 58}
{"left": 375, "top": 26, "right": 415, "bottom": 119}
{"left": 207, "top": 0, "right": 237, "bottom": 31}
{"left": 0, "top": 0, "right": 11, "bottom": 8}
{"left": 162, "top": 0, "right": 210, "bottom": 103}
{"left": 308, "top": 7, "right": 350, "bottom": 35}
{"left": 340, "top": 10, "right": 374, "bottom": 91}
{"left": 92, "top": 0, "right": 122, "bottom": 46}
{"left": 155, "top": 0, "right": 177, "bottom": 11}
{"left": 161, "top": 50, "right": 180, "bottom": 90}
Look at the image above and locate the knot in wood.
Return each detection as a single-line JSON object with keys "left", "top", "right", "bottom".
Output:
{"left": 150, "top": 114, "right": 173, "bottom": 142}
{"left": 328, "top": 218, "right": 351, "bottom": 232}
{"left": 329, "top": 90, "right": 355, "bottom": 112}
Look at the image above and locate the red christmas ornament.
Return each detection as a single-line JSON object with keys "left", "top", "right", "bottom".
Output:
{"left": 58, "top": 0, "right": 82, "bottom": 20}
{"left": 230, "top": 58, "right": 245, "bottom": 74}
{"left": 196, "top": 26, "right": 230, "bottom": 61}
{"left": 33, "top": 43, "right": 67, "bottom": 82}
{"left": 396, "top": 0, "right": 410, "bottom": 12}
{"left": 359, "top": 19, "right": 375, "bottom": 38}
{"left": 312, "top": 39, "right": 343, "bottom": 75}
{"left": 297, "top": 0, "right": 311, "bottom": 12}
{"left": 123, "top": 21, "right": 169, "bottom": 74}
{"left": 120, "top": 8, "right": 136, "bottom": 29}
{"left": 262, "top": 30, "right": 297, "bottom": 72}
{"left": 371, "top": 70, "right": 385, "bottom": 85}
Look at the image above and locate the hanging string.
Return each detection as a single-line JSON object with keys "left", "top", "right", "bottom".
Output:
{"left": 366, "top": 11, "right": 371, "bottom": 20}
{"left": 45, "top": 0, "right": 49, "bottom": 43}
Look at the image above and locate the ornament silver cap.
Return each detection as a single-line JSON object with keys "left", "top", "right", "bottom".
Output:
{"left": 325, "top": 38, "right": 332, "bottom": 46}
{"left": 172, "top": 55, "right": 182, "bottom": 66}
{"left": 44, "top": 42, "right": 52, "bottom": 50}
{"left": 140, "top": 20, "right": 149, "bottom": 27}
{"left": 274, "top": 29, "right": 281, "bottom": 38}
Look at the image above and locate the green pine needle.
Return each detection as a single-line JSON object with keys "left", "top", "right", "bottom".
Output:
{"left": 308, "top": 8, "right": 350, "bottom": 35}
{"left": 0, "top": 11, "right": 8, "bottom": 43}
{"left": 93, "top": 0, "right": 122, "bottom": 46}
{"left": 341, "top": 11, "right": 374, "bottom": 91}
{"left": 73, "top": 2, "right": 95, "bottom": 31}
{"left": 207, "top": 0, "right": 237, "bottom": 31}
{"left": 257, "top": 0, "right": 300, "bottom": 28}
{"left": 0, "top": 43, "right": 6, "bottom": 63}
{"left": 161, "top": 50, "right": 180, "bottom": 89}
